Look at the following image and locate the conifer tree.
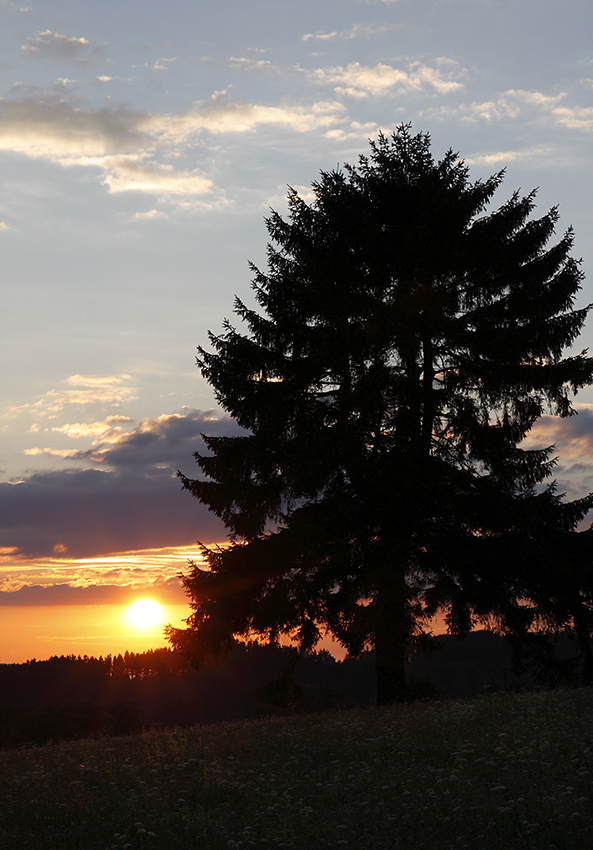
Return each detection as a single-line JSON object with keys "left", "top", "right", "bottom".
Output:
{"left": 166, "top": 125, "right": 593, "bottom": 704}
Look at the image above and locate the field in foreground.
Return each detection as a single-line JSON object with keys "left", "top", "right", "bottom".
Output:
{"left": 1, "top": 689, "right": 592, "bottom": 850}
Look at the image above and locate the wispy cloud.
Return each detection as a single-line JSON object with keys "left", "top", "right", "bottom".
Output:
{"left": 0, "top": 544, "right": 202, "bottom": 599}
{"left": 552, "top": 104, "right": 593, "bottom": 130}
{"left": 0, "top": 90, "right": 346, "bottom": 199}
{"left": 0, "top": 576, "right": 188, "bottom": 606}
{"left": 524, "top": 406, "right": 593, "bottom": 460}
{"left": 465, "top": 90, "right": 565, "bottom": 123}
{"left": 422, "top": 88, "right": 593, "bottom": 131}
{"left": 100, "top": 155, "right": 214, "bottom": 195}
{"left": 225, "top": 57, "right": 285, "bottom": 74}
{"left": 147, "top": 57, "right": 177, "bottom": 71}
{"left": 6, "top": 374, "right": 139, "bottom": 418}
{"left": 144, "top": 92, "right": 346, "bottom": 137}
{"left": 21, "top": 29, "right": 107, "bottom": 65}
{"left": 302, "top": 22, "right": 402, "bottom": 41}
{"left": 49, "top": 416, "right": 133, "bottom": 441}
{"left": 464, "top": 144, "right": 558, "bottom": 168}
{"left": 133, "top": 208, "right": 168, "bottom": 221}
{"left": 310, "top": 60, "right": 465, "bottom": 98}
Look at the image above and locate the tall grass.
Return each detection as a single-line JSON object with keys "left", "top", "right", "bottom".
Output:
{"left": 1, "top": 688, "right": 592, "bottom": 850}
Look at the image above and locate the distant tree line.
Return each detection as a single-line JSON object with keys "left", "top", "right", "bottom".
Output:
{"left": 1, "top": 633, "right": 591, "bottom": 748}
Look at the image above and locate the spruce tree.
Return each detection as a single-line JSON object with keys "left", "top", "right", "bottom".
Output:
{"left": 166, "top": 125, "right": 593, "bottom": 704}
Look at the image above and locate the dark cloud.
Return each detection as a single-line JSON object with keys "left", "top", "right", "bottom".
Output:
{"left": 84, "top": 409, "right": 238, "bottom": 469}
{"left": 0, "top": 410, "right": 239, "bottom": 559}
{"left": 6, "top": 405, "right": 592, "bottom": 562}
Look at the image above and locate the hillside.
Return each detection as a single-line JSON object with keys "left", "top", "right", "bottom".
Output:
{"left": 1, "top": 687, "right": 592, "bottom": 850}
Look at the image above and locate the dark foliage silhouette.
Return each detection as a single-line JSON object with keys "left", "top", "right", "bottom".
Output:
{"left": 172, "top": 125, "right": 591, "bottom": 703}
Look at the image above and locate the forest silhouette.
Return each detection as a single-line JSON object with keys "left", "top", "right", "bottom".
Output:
{"left": 0, "top": 632, "right": 588, "bottom": 749}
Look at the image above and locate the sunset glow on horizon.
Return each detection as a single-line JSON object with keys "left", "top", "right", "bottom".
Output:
{"left": 0, "top": 544, "right": 201, "bottom": 663}
{"left": 0, "top": 601, "right": 192, "bottom": 664}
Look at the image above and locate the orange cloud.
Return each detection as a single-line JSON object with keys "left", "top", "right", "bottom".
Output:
{"left": 0, "top": 544, "right": 205, "bottom": 605}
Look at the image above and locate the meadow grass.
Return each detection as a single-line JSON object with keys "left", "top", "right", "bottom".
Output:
{"left": 1, "top": 688, "right": 592, "bottom": 850}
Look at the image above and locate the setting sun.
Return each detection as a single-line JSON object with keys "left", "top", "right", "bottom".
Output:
{"left": 127, "top": 599, "right": 162, "bottom": 629}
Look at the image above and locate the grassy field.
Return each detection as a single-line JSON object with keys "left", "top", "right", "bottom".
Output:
{"left": 1, "top": 688, "right": 592, "bottom": 850}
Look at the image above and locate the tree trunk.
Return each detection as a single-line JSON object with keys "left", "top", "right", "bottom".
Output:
{"left": 577, "top": 631, "right": 593, "bottom": 686}
{"left": 374, "top": 561, "right": 407, "bottom": 705}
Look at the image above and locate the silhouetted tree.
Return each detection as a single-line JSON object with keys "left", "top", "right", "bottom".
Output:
{"left": 167, "top": 125, "right": 593, "bottom": 704}
{"left": 510, "top": 527, "right": 593, "bottom": 684}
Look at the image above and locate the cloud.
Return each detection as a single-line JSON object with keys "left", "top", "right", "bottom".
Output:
{"left": 0, "top": 578, "right": 187, "bottom": 607}
{"left": 0, "top": 543, "right": 203, "bottom": 601}
{"left": 464, "top": 145, "right": 558, "bottom": 168}
{"left": 0, "top": 90, "right": 346, "bottom": 199}
{"left": 0, "top": 89, "right": 345, "bottom": 156}
{"left": 310, "top": 60, "right": 465, "bottom": 99}
{"left": 100, "top": 155, "right": 214, "bottom": 195}
{"left": 552, "top": 104, "right": 593, "bottom": 130}
{"left": 0, "top": 97, "right": 143, "bottom": 158}
{"left": 0, "top": 221, "right": 10, "bottom": 231}
{"left": 324, "top": 120, "right": 393, "bottom": 143}
{"left": 8, "top": 403, "right": 591, "bottom": 565}
{"left": 0, "top": 410, "right": 239, "bottom": 559}
{"left": 144, "top": 92, "right": 346, "bottom": 138}
{"left": 424, "top": 87, "right": 593, "bottom": 131}
{"left": 133, "top": 209, "right": 168, "bottom": 221}
{"left": 225, "top": 57, "right": 284, "bottom": 74}
{"left": 25, "top": 409, "right": 239, "bottom": 468}
{"left": 518, "top": 406, "right": 593, "bottom": 510}
{"left": 7, "top": 374, "right": 139, "bottom": 418}
{"left": 524, "top": 407, "right": 593, "bottom": 460}
{"left": 49, "top": 416, "right": 133, "bottom": 441}
{"left": 302, "top": 22, "right": 402, "bottom": 41}
{"left": 464, "top": 90, "right": 565, "bottom": 123}
{"left": 21, "top": 29, "right": 107, "bottom": 65}
{"left": 147, "top": 57, "right": 177, "bottom": 71}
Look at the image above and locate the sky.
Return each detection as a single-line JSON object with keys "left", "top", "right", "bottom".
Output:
{"left": 1, "top": 0, "right": 593, "bottom": 662}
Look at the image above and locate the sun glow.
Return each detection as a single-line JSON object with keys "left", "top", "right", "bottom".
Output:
{"left": 127, "top": 599, "right": 162, "bottom": 629}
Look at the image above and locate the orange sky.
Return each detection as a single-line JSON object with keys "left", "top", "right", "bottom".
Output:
{"left": 0, "top": 542, "right": 452, "bottom": 664}
{"left": 0, "top": 601, "right": 191, "bottom": 664}
{"left": 0, "top": 544, "right": 199, "bottom": 663}
{"left": 0, "top": 543, "right": 357, "bottom": 663}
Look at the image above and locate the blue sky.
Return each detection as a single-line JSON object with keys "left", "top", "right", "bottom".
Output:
{"left": 1, "top": 0, "right": 593, "bottom": 647}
